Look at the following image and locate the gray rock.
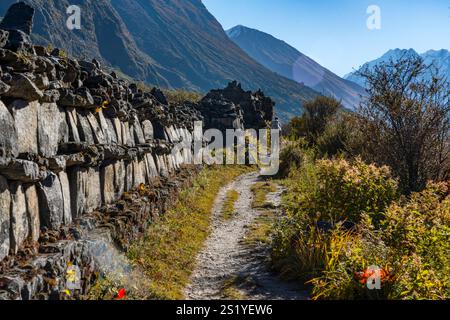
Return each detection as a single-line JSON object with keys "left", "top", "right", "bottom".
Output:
{"left": 8, "top": 100, "right": 38, "bottom": 156}
{"left": 58, "top": 89, "right": 94, "bottom": 108}
{"left": 141, "top": 120, "right": 154, "bottom": 142}
{"left": 66, "top": 108, "right": 81, "bottom": 143}
{"left": 9, "top": 182, "right": 29, "bottom": 254}
{"left": 125, "top": 161, "right": 133, "bottom": 192}
{"left": 112, "top": 118, "right": 123, "bottom": 145}
{"left": 0, "top": 100, "right": 18, "bottom": 158}
{"left": 37, "top": 172, "right": 64, "bottom": 230}
{"left": 3, "top": 74, "right": 43, "bottom": 101}
{"left": 0, "top": 175, "right": 11, "bottom": 261}
{"left": 68, "top": 166, "right": 87, "bottom": 219}
{"left": 0, "top": 159, "right": 45, "bottom": 183}
{"left": 0, "top": 80, "right": 10, "bottom": 95}
{"left": 58, "top": 171, "right": 72, "bottom": 225}
{"left": 114, "top": 160, "right": 125, "bottom": 199}
{"left": 0, "top": 30, "right": 9, "bottom": 48}
{"left": 0, "top": 2, "right": 35, "bottom": 35}
{"left": 86, "top": 112, "right": 106, "bottom": 144}
{"left": 38, "top": 103, "right": 69, "bottom": 157}
{"left": 101, "top": 164, "right": 115, "bottom": 204}
{"left": 76, "top": 111, "right": 95, "bottom": 144}
{"left": 24, "top": 184, "right": 40, "bottom": 243}
{"left": 85, "top": 167, "right": 101, "bottom": 213}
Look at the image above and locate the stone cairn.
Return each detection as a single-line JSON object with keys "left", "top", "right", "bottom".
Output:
{"left": 0, "top": 3, "right": 274, "bottom": 299}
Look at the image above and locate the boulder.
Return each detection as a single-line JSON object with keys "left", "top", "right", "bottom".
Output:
{"left": 24, "top": 184, "right": 40, "bottom": 242}
{"left": 0, "top": 2, "right": 35, "bottom": 35}
{"left": 0, "top": 175, "right": 11, "bottom": 261}
{"left": 37, "top": 172, "right": 64, "bottom": 230}
{"left": 8, "top": 100, "right": 39, "bottom": 155}
{"left": 85, "top": 167, "right": 101, "bottom": 213}
{"left": 9, "top": 182, "right": 29, "bottom": 254}
{"left": 3, "top": 74, "right": 43, "bottom": 101}
{"left": 0, "top": 100, "right": 18, "bottom": 159}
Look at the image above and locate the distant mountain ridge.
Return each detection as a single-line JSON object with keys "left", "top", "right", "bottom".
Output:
{"left": 0, "top": 0, "right": 320, "bottom": 121}
{"left": 226, "top": 25, "right": 366, "bottom": 110}
{"left": 345, "top": 48, "right": 450, "bottom": 87}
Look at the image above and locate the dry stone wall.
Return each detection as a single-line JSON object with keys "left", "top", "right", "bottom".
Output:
{"left": 0, "top": 2, "right": 274, "bottom": 300}
{"left": 0, "top": 3, "right": 205, "bottom": 299}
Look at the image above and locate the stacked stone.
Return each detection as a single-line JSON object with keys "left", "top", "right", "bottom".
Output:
{"left": 197, "top": 80, "right": 275, "bottom": 131}
{"left": 0, "top": 3, "right": 201, "bottom": 264}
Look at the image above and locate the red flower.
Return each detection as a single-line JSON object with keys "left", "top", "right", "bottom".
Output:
{"left": 116, "top": 288, "right": 126, "bottom": 300}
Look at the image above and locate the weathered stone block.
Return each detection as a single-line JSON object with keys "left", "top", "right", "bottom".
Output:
{"left": 0, "top": 100, "right": 18, "bottom": 159}
{"left": 101, "top": 164, "right": 116, "bottom": 205}
{"left": 8, "top": 100, "right": 38, "bottom": 155}
{"left": 125, "top": 161, "right": 133, "bottom": 192}
{"left": 0, "top": 176, "right": 11, "bottom": 261}
{"left": 9, "top": 182, "right": 29, "bottom": 254}
{"left": 85, "top": 167, "right": 101, "bottom": 213}
{"left": 0, "top": 159, "right": 45, "bottom": 183}
{"left": 76, "top": 111, "right": 95, "bottom": 144}
{"left": 114, "top": 161, "right": 125, "bottom": 198}
{"left": 37, "top": 172, "right": 64, "bottom": 230}
{"left": 112, "top": 118, "right": 123, "bottom": 145}
{"left": 3, "top": 74, "right": 43, "bottom": 101}
{"left": 38, "top": 103, "right": 69, "bottom": 157}
{"left": 86, "top": 112, "right": 106, "bottom": 144}
{"left": 68, "top": 166, "right": 87, "bottom": 219}
{"left": 24, "top": 184, "right": 40, "bottom": 242}
{"left": 66, "top": 108, "right": 81, "bottom": 143}
{"left": 141, "top": 120, "right": 154, "bottom": 142}
{"left": 58, "top": 171, "right": 72, "bottom": 225}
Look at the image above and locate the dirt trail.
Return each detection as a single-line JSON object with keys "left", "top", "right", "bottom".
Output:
{"left": 184, "top": 172, "right": 308, "bottom": 300}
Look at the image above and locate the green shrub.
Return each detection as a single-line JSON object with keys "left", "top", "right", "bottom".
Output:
{"left": 285, "top": 157, "right": 398, "bottom": 225}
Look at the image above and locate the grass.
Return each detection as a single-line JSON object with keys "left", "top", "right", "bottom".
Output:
{"left": 242, "top": 181, "right": 279, "bottom": 247}
{"left": 91, "top": 165, "right": 254, "bottom": 300}
{"left": 221, "top": 189, "right": 239, "bottom": 220}
{"left": 250, "top": 182, "right": 277, "bottom": 209}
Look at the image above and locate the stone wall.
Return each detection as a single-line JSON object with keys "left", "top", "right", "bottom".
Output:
{"left": 0, "top": 3, "right": 274, "bottom": 300}
{"left": 0, "top": 3, "right": 205, "bottom": 300}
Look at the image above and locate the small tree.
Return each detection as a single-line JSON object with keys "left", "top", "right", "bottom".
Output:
{"left": 287, "top": 96, "right": 342, "bottom": 143}
{"left": 356, "top": 55, "right": 450, "bottom": 193}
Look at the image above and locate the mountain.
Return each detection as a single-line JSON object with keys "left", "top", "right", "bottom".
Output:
{"left": 0, "top": 0, "right": 320, "bottom": 121}
{"left": 226, "top": 25, "right": 366, "bottom": 110}
{"left": 345, "top": 48, "right": 450, "bottom": 88}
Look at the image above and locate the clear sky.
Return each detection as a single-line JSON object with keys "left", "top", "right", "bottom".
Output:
{"left": 202, "top": 0, "right": 450, "bottom": 77}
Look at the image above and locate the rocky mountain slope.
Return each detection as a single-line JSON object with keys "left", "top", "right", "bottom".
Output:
{"left": 345, "top": 48, "right": 450, "bottom": 88}
{"left": 0, "top": 0, "right": 320, "bottom": 120}
{"left": 227, "top": 25, "right": 365, "bottom": 110}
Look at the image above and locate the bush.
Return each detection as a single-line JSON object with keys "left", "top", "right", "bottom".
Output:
{"left": 284, "top": 157, "right": 398, "bottom": 225}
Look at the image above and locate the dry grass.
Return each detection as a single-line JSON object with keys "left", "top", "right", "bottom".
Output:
{"left": 221, "top": 189, "right": 239, "bottom": 220}
{"left": 124, "top": 165, "right": 254, "bottom": 299}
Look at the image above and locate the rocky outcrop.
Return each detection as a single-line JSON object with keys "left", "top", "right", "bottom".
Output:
{"left": 196, "top": 81, "right": 274, "bottom": 131}
{"left": 0, "top": 3, "right": 274, "bottom": 300}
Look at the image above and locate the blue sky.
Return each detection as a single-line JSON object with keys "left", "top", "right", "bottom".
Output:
{"left": 203, "top": 0, "right": 450, "bottom": 77}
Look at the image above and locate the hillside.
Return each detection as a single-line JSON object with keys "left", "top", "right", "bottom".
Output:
{"left": 227, "top": 25, "right": 365, "bottom": 110}
{"left": 0, "top": 0, "right": 320, "bottom": 120}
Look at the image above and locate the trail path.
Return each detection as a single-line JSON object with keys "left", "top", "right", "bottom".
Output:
{"left": 184, "top": 172, "right": 308, "bottom": 300}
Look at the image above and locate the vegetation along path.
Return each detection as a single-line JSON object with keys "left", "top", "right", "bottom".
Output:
{"left": 184, "top": 172, "right": 308, "bottom": 300}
